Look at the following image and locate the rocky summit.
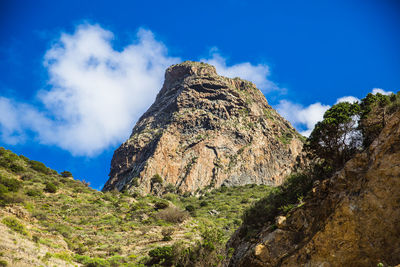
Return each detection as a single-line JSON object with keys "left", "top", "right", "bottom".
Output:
{"left": 103, "top": 61, "right": 303, "bottom": 194}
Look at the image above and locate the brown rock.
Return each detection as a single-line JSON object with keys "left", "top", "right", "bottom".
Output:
{"left": 227, "top": 110, "right": 400, "bottom": 266}
{"left": 103, "top": 61, "right": 303, "bottom": 194}
{"left": 275, "top": 216, "right": 287, "bottom": 229}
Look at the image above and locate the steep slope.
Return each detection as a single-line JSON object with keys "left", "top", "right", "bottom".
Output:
{"left": 103, "top": 61, "right": 303, "bottom": 194}
{"left": 227, "top": 110, "right": 400, "bottom": 267}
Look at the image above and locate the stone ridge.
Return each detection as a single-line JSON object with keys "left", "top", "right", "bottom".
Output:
{"left": 103, "top": 61, "right": 303, "bottom": 194}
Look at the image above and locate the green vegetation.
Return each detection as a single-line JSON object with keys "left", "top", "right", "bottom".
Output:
{"left": 240, "top": 91, "right": 400, "bottom": 241}
{"left": 151, "top": 174, "right": 163, "bottom": 184}
{"left": 2, "top": 217, "right": 28, "bottom": 236}
{"left": 44, "top": 182, "right": 57, "bottom": 193}
{"left": 61, "top": 171, "right": 73, "bottom": 178}
{"left": 307, "top": 91, "right": 400, "bottom": 170}
{"left": 307, "top": 101, "right": 361, "bottom": 169}
{"left": 242, "top": 173, "right": 315, "bottom": 230}
{"left": 0, "top": 147, "right": 269, "bottom": 266}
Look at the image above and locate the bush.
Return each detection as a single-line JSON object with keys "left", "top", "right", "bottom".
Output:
{"left": 148, "top": 246, "right": 174, "bottom": 266}
{"left": 29, "top": 160, "right": 50, "bottom": 174}
{"left": 44, "top": 182, "right": 57, "bottom": 193}
{"left": 200, "top": 201, "right": 208, "bottom": 207}
{"left": 74, "top": 254, "right": 109, "bottom": 267}
{"left": 26, "top": 188, "right": 43, "bottom": 197}
{"left": 0, "top": 259, "right": 7, "bottom": 267}
{"left": 164, "top": 183, "right": 176, "bottom": 193}
{"left": 185, "top": 205, "right": 195, "bottom": 212}
{"left": 155, "top": 207, "right": 188, "bottom": 223}
{"left": 0, "top": 192, "right": 26, "bottom": 206}
{"left": 242, "top": 173, "right": 315, "bottom": 230}
{"left": 0, "top": 176, "right": 22, "bottom": 192}
{"left": 9, "top": 163, "right": 24, "bottom": 173}
{"left": 185, "top": 205, "right": 196, "bottom": 216}
{"left": 161, "top": 227, "right": 175, "bottom": 241}
{"left": 2, "top": 217, "right": 28, "bottom": 235}
{"left": 151, "top": 174, "right": 163, "bottom": 184}
{"left": 154, "top": 201, "right": 169, "bottom": 210}
{"left": 61, "top": 171, "right": 72, "bottom": 178}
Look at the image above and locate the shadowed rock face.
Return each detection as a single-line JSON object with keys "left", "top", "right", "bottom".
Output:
{"left": 103, "top": 61, "right": 303, "bottom": 194}
{"left": 227, "top": 110, "right": 400, "bottom": 267}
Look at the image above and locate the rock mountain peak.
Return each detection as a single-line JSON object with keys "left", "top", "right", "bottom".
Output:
{"left": 103, "top": 61, "right": 303, "bottom": 194}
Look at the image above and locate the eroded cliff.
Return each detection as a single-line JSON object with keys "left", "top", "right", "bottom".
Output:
{"left": 103, "top": 61, "right": 303, "bottom": 194}
{"left": 227, "top": 110, "right": 400, "bottom": 267}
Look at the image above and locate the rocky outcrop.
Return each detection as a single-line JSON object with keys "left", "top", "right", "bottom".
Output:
{"left": 103, "top": 61, "right": 303, "bottom": 194}
{"left": 227, "top": 110, "right": 400, "bottom": 267}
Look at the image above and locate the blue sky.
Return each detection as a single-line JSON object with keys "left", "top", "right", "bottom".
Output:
{"left": 0, "top": 0, "right": 399, "bottom": 189}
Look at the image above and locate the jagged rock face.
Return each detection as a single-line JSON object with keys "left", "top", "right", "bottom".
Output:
{"left": 103, "top": 61, "right": 303, "bottom": 194}
{"left": 227, "top": 110, "right": 400, "bottom": 267}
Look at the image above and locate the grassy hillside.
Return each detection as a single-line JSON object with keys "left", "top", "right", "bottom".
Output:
{"left": 0, "top": 147, "right": 271, "bottom": 266}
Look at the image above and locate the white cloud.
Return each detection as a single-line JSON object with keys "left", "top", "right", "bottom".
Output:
{"left": 372, "top": 88, "right": 393, "bottom": 95}
{"left": 0, "top": 97, "right": 25, "bottom": 144}
{"left": 275, "top": 100, "right": 330, "bottom": 137}
{"left": 202, "top": 51, "right": 280, "bottom": 92}
{"left": 335, "top": 96, "right": 360, "bottom": 104}
{"left": 0, "top": 24, "right": 179, "bottom": 156}
{"left": 0, "top": 24, "right": 276, "bottom": 156}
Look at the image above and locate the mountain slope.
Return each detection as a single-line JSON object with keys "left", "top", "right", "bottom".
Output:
{"left": 104, "top": 61, "right": 303, "bottom": 194}
{"left": 0, "top": 146, "right": 275, "bottom": 266}
{"left": 227, "top": 109, "right": 400, "bottom": 267}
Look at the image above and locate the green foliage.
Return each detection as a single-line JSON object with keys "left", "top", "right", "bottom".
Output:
{"left": 44, "top": 182, "right": 57, "bottom": 193}
{"left": 0, "top": 175, "right": 23, "bottom": 206}
{"left": 200, "top": 200, "right": 208, "bottom": 207}
{"left": 148, "top": 246, "right": 174, "bottom": 266}
{"left": 359, "top": 92, "right": 400, "bottom": 147}
{"left": 278, "top": 131, "right": 293, "bottom": 145}
{"left": 9, "top": 163, "right": 24, "bottom": 173}
{"left": 26, "top": 188, "right": 43, "bottom": 197}
{"left": 161, "top": 227, "right": 175, "bottom": 241}
{"left": 0, "top": 146, "right": 274, "bottom": 266}
{"left": 164, "top": 183, "right": 176, "bottom": 193}
{"left": 0, "top": 148, "right": 20, "bottom": 169}
{"left": 0, "top": 259, "right": 7, "bottom": 267}
{"left": 2, "top": 216, "right": 28, "bottom": 235}
{"left": 61, "top": 171, "right": 73, "bottom": 178}
{"left": 307, "top": 91, "right": 399, "bottom": 170}
{"left": 0, "top": 175, "right": 22, "bottom": 192}
{"left": 29, "top": 160, "right": 51, "bottom": 174}
{"left": 185, "top": 204, "right": 195, "bottom": 213}
{"left": 151, "top": 174, "right": 163, "bottom": 184}
{"left": 171, "top": 225, "right": 226, "bottom": 266}
{"left": 307, "top": 102, "right": 362, "bottom": 169}
{"left": 155, "top": 207, "right": 188, "bottom": 223}
{"left": 74, "top": 254, "right": 110, "bottom": 267}
{"left": 243, "top": 173, "right": 314, "bottom": 230}
{"left": 201, "top": 226, "right": 224, "bottom": 251}
{"left": 154, "top": 201, "right": 169, "bottom": 210}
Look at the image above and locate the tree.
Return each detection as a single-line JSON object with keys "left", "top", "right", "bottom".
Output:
{"left": 307, "top": 102, "right": 362, "bottom": 169}
{"left": 359, "top": 93, "right": 390, "bottom": 147}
